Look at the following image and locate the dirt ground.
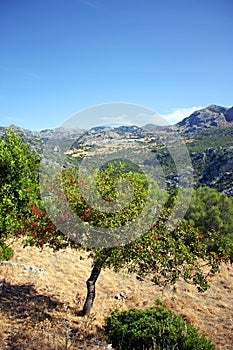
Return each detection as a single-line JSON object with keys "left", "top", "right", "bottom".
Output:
{"left": 0, "top": 240, "right": 232, "bottom": 349}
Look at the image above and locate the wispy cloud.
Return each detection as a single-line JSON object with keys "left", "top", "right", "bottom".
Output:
{"left": 162, "top": 106, "right": 203, "bottom": 125}
{"left": 98, "top": 108, "right": 204, "bottom": 127}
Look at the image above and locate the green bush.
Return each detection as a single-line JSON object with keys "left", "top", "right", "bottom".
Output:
{"left": 104, "top": 300, "right": 215, "bottom": 350}
{"left": 0, "top": 241, "right": 14, "bottom": 261}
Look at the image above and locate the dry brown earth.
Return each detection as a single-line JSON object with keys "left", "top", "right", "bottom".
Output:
{"left": 0, "top": 240, "right": 232, "bottom": 349}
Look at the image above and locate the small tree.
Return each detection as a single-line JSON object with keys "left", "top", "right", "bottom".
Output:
{"left": 184, "top": 186, "right": 233, "bottom": 260}
{"left": 37, "top": 163, "right": 232, "bottom": 315}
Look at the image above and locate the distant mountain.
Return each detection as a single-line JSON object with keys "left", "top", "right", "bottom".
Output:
{"left": 72, "top": 124, "right": 145, "bottom": 147}
{"left": 1, "top": 104, "right": 233, "bottom": 195}
{"left": 176, "top": 105, "right": 233, "bottom": 133}
{"left": 0, "top": 124, "right": 84, "bottom": 152}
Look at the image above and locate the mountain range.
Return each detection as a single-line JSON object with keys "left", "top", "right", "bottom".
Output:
{"left": 1, "top": 104, "right": 233, "bottom": 196}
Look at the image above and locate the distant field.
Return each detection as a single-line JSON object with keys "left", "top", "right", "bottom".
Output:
{"left": 0, "top": 240, "right": 233, "bottom": 349}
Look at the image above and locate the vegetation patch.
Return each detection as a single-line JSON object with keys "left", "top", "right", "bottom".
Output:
{"left": 104, "top": 300, "right": 215, "bottom": 350}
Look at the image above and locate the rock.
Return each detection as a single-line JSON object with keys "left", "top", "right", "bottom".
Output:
{"left": 94, "top": 339, "right": 102, "bottom": 346}
{"left": 114, "top": 292, "right": 126, "bottom": 299}
{"left": 0, "top": 261, "right": 47, "bottom": 274}
{"left": 102, "top": 344, "right": 113, "bottom": 350}
{"left": 225, "top": 106, "right": 233, "bottom": 122}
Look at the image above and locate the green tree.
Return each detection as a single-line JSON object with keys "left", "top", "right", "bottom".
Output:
{"left": 0, "top": 128, "right": 39, "bottom": 260}
{"left": 184, "top": 186, "right": 233, "bottom": 261}
{"left": 185, "top": 186, "right": 233, "bottom": 235}
{"left": 37, "top": 163, "right": 232, "bottom": 315}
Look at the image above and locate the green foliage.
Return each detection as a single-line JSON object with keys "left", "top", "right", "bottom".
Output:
{"left": 0, "top": 129, "right": 40, "bottom": 258}
{"left": 62, "top": 164, "right": 150, "bottom": 227}
{"left": 104, "top": 300, "right": 215, "bottom": 350}
{"left": 185, "top": 187, "right": 233, "bottom": 235}
{"left": 0, "top": 241, "right": 14, "bottom": 261}
{"left": 58, "top": 162, "right": 167, "bottom": 247}
{"left": 184, "top": 187, "right": 233, "bottom": 262}
{"left": 186, "top": 126, "right": 233, "bottom": 152}
{"left": 99, "top": 158, "right": 143, "bottom": 174}
{"left": 0, "top": 129, "right": 39, "bottom": 235}
{"left": 39, "top": 162, "right": 232, "bottom": 292}
{"left": 90, "top": 216, "right": 230, "bottom": 292}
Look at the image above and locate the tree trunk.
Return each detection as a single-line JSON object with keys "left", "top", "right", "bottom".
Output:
{"left": 81, "top": 265, "right": 101, "bottom": 316}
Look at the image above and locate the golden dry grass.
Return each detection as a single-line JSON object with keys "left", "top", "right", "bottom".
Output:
{"left": 0, "top": 239, "right": 233, "bottom": 349}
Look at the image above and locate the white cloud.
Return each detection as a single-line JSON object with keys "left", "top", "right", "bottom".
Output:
{"left": 98, "top": 108, "right": 204, "bottom": 127}
{"left": 137, "top": 112, "right": 170, "bottom": 126}
{"left": 162, "top": 106, "right": 203, "bottom": 125}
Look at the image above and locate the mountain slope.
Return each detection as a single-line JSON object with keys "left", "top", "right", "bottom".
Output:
{"left": 1, "top": 104, "right": 232, "bottom": 195}
{"left": 176, "top": 104, "right": 233, "bottom": 132}
{"left": 185, "top": 126, "right": 233, "bottom": 196}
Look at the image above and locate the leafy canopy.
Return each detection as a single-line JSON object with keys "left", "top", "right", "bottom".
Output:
{"left": 0, "top": 129, "right": 40, "bottom": 259}
{"left": 52, "top": 164, "right": 231, "bottom": 292}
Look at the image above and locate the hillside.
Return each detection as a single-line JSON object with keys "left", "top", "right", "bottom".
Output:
{"left": 0, "top": 239, "right": 233, "bottom": 349}
{"left": 150, "top": 125, "right": 233, "bottom": 195}
{"left": 186, "top": 127, "right": 233, "bottom": 196}
{"left": 1, "top": 104, "right": 233, "bottom": 196}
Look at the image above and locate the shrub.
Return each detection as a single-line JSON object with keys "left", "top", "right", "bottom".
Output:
{"left": 104, "top": 300, "right": 215, "bottom": 350}
{"left": 0, "top": 241, "right": 14, "bottom": 261}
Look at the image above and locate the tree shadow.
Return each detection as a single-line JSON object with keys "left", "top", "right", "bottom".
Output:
{"left": 0, "top": 280, "right": 106, "bottom": 349}
{"left": 0, "top": 280, "right": 63, "bottom": 323}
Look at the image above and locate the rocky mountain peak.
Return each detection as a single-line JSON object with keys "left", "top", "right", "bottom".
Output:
{"left": 206, "top": 104, "right": 227, "bottom": 114}
{"left": 176, "top": 105, "right": 233, "bottom": 132}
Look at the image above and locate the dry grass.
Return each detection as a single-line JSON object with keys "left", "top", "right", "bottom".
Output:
{"left": 0, "top": 240, "right": 233, "bottom": 349}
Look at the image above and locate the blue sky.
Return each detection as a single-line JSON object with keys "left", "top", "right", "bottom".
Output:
{"left": 0, "top": 0, "right": 232, "bottom": 130}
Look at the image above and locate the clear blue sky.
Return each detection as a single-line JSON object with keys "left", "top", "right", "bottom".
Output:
{"left": 0, "top": 0, "right": 232, "bottom": 130}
